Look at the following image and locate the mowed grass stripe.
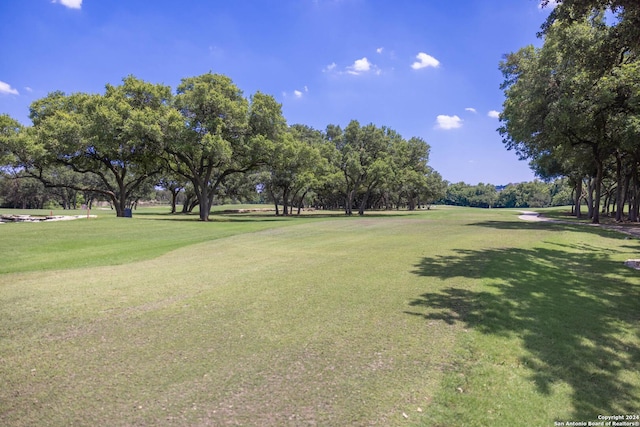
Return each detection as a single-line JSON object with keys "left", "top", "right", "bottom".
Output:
{"left": 1, "top": 208, "right": 639, "bottom": 426}
{"left": 0, "top": 210, "right": 325, "bottom": 275}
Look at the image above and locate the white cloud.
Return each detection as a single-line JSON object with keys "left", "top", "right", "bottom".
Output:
{"left": 411, "top": 52, "right": 440, "bottom": 70}
{"left": 488, "top": 110, "right": 501, "bottom": 119}
{"left": 347, "top": 57, "right": 373, "bottom": 75}
{"left": 325, "top": 57, "right": 380, "bottom": 76}
{"left": 435, "top": 115, "right": 463, "bottom": 130}
{"left": 376, "top": 47, "right": 384, "bottom": 54}
{"left": 0, "top": 81, "right": 19, "bottom": 95}
{"left": 323, "top": 62, "right": 337, "bottom": 73}
{"left": 25, "top": 86, "right": 33, "bottom": 93}
{"left": 283, "top": 87, "right": 307, "bottom": 99}
{"left": 52, "top": 0, "right": 82, "bottom": 9}
{"left": 465, "top": 107, "right": 477, "bottom": 113}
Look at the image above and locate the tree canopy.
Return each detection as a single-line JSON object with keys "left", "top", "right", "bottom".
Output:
{"left": 164, "top": 73, "right": 283, "bottom": 221}
{"left": 499, "top": 8, "right": 640, "bottom": 223}
{"left": 1, "top": 73, "right": 443, "bottom": 218}
{"left": 4, "top": 76, "right": 174, "bottom": 217}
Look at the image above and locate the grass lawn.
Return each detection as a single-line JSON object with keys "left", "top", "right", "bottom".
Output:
{"left": 0, "top": 206, "right": 638, "bottom": 426}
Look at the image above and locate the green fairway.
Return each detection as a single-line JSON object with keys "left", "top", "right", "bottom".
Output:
{"left": 1, "top": 207, "right": 638, "bottom": 426}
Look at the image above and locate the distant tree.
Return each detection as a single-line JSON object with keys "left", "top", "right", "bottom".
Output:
{"left": 422, "top": 169, "right": 447, "bottom": 208}
{"left": 337, "top": 121, "right": 395, "bottom": 215}
{"left": 261, "top": 128, "right": 321, "bottom": 215}
{"left": 0, "top": 173, "right": 49, "bottom": 209}
{"left": 42, "top": 165, "right": 85, "bottom": 209}
{"left": 470, "top": 183, "right": 498, "bottom": 208}
{"left": 157, "top": 173, "right": 188, "bottom": 214}
{"left": 444, "top": 182, "right": 470, "bottom": 207}
{"left": 388, "top": 136, "right": 431, "bottom": 210}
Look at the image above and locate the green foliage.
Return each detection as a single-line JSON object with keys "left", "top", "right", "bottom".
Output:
{"left": 167, "top": 73, "right": 281, "bottom": 221}
{"left": 13, "top": 77, "right": 175, "bottom": 217}
{"left": 0, "top": 114, "right": 22, "bottom": 166}
{"left": 500, "top": 11, "right": 640, "bottom": 223}
{"left": 260, "top": 127, "right": 324, "bottom": 215}
{"left": 330, "top": 120, "right": 433, "bottom": 215}
{"left": 443, "top": 179, "right": 573, "bottom": 209}
{"left": 4, "top": 73, "right": 441, "bottom": 218}
{"left": 541, "top": 0, "right": 640, "bottom": 50}
{"left": 445, "top": 182, "right": 498, "bottom": 208}
{"left": 0, "top": 175, "right": 50, "bottom": 209}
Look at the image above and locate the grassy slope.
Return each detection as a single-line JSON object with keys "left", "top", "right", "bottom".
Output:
{"left": 0, "top": 207, "right": 638, "bottom": 426}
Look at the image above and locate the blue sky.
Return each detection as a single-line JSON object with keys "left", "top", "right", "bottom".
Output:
{"left": 0, "top": 0, "right": 555, "bottom": 185}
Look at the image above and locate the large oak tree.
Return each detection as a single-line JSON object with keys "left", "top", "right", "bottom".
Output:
{"left": 165, "top": 73, "right": 282, "bottom": 221}
{"left": 8, "top": 76, "right": 174, "bottom": 217}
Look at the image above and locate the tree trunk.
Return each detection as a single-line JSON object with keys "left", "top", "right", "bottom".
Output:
{"left": 615, "top": 152, "right": 624, "bottom": 222}
{"left": 283, "top": 187, "right": 289, "bottom": 216}
{"left": 345, "top": 189, "right": 354, "bottom": 215}
{"left": 358, "top": 190, "right": 370, "bottom": 216}
{"left": 193, "top": 183, "right": 213, "bottom": 221}
{"left": 574, "top": 179, "right": 582, "bottom": 218}
{"left": 168, "top": 189, "right": 177, "bottom": 214}
{"left": 114, "top": 195, "right": 126, "bottom": 218}
{"left": 616, "top": 172, "right": 629, "bottom": 223}
{"left": 592, "top": 161, "right": 604, "bottom": 224}
{"left": 584, "top": 178, "right": 594, "bottom": 220}
{"left": 408, "top": 197, "right": 416, "bottom": 211}
{"left": 199, "top": 194, "right": 212, "bottom": 221}
{"left": 630, "top": 171, "right": 639, "bottom": 222}
{"left": 268, "top": 188, "right": 280, "bottom": 216}
{"left": 296, "top": 190, "right": 308, "bottom": 216}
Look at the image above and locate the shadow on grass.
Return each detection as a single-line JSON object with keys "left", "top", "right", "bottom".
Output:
{"left": 407, "top": 232, "right": 640, "bottom": 418}
{"left": 468, "top": 219, "right": 624, "bottom": 237}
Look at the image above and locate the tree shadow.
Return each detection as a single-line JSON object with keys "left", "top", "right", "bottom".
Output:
{"left": 407, "top": 240, "right": 640, "bottom": 418}
{"left": 470, "top": 219, "right": 640, "bottom": 241}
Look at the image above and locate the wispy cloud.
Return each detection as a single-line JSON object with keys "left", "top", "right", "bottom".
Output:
{"left": 52, "top": 0, "right": 82, "bottom": 9}
{"left": 435, "top": 115, "right": 462, "bottom": 130}
{"left": 487, "top": 110, "right": 500, "bottom": 119}
{"left": 465, "top": 107, "right": 477, "bottom": 113}
{"left": 0, "top": 81, "right": 19, "bottom": 95}
{"left": 411, "top": 52, "right": 440, "bottom": 70}
{"left": 323, "top": 62, "right": 337, "bottom": 73}
{"left": 376, "top": 47, "right": 384, "bottom": 54}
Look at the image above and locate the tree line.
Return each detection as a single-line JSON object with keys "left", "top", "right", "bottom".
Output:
{"left": 500, "top": 0, "right": 640, "bottom": 223}
{"left": 0, "top": 73, "right": 444, "bottom": 220}
{"left": 443, "top": 179, "right": 573, "bottom": 209}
